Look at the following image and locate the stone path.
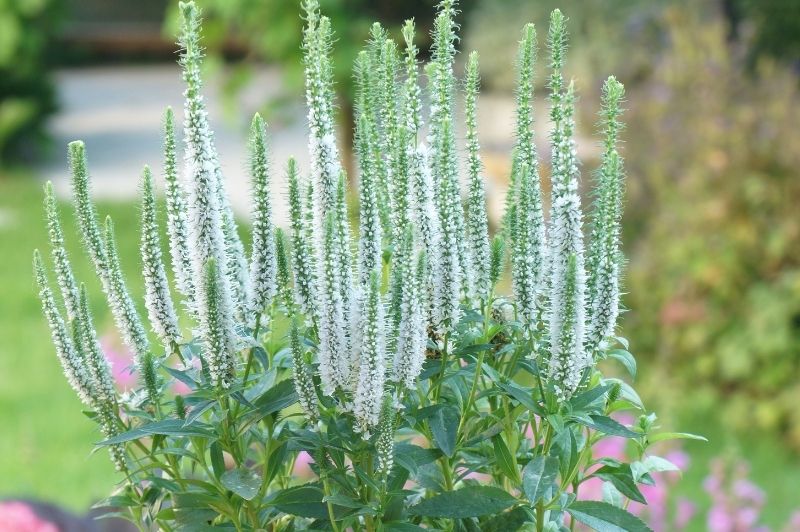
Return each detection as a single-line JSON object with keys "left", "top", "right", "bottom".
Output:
{"left": 38, "top": 65, "right": 598, "bottom": 228}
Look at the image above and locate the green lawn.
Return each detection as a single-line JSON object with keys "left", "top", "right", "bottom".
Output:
{"left": 1, "top": 172, "right": 798, "bottom": 525}
{"left": 0, "top": 172, "right": 142, "bottom": 510}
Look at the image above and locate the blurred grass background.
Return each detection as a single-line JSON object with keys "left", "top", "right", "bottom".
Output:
{"left": 1, "top": 0, "right": 799, "bottom": 528}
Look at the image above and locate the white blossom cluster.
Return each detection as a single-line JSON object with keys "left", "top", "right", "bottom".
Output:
{"left": 35, "top": 1, "right": 630, "bottom": 482}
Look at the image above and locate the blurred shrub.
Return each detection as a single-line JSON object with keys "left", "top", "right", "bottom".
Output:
{"left": 466, "top": 0, "right": 800, "bottom": 447}
{"left": 623, "top": 7, "right": 800, "bottom": 447}
{"left": 0, "top": 0, "right": 58, "bottom": 165}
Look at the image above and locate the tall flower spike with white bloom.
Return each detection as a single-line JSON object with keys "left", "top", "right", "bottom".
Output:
{"left": 162, "top": 107, "right": 195, "bottom": 305}
{"left": 586, "top": 77, "right": 626, "bottom": 352}
{"left": 394, "top": 248, "right": 428, "bottom": 391}
{"left": 549, "top": 254, "right": 584, "bottom": 400}
{"left": 140, "top": 166, "right": 181, "bottom": 347}
{"left": 353, "top": 269, "right": 386, "bottom": 436}
{"left": 303, "top": 1, "right": 341, "bottom": 231}
{"left": 464, "top": 51, "right": 490, "bottom": 300}
{"left": 409, "top": 144, "right": 443, "bottom": 329}
{"left": 178, "top": 2, "right": 237, "bottom": 367}
{"left": 246, "top": 113, "right": 277, "bottom": 323}
{"left": 355, "top": 111, "right": 382, "bottom": 289}
{"left": 290, "top": 318, "right": 319, "bottom": 422}
{"left": 178, "top": 2, "right": 248, "bottom": 317}
{"left": 71, "top": 142, "right": 151, "bottom": 368}
{"left": 546, "top": 10, "right": 588, "bottom": 401}
{"left": 202, "top": 258, "right": 236, "bottom": 388}
{"left": 44, "top": 181, "right": 79, "bottom": 321}
{"left": 512, "top": 163, "right": 547, "bottom": 326}
{"left": 317, "top": 213, "right": 349, "bottom": 394}
{"left": 432, "top": 118, "right": 463, "bottom": 332}
{"left": 333, "top": 172, "right": 354, "bottom": 313}
{"left": 104, "top": 217, "right": 155, "bottom": 398}
{"left": 287, "top": 158, "right": 316, "bottom": 318}
{"left": 34, "top": 250, "right": 94, "bottom": 406}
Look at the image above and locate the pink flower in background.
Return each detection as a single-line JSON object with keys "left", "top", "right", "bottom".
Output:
{"left": 102, "top": 336, "right": 136, "bottom": 390}
{"left": 0, "top": 502, "right": 58, "bottom": 532}
{"left": 704, "top": 458, "right": 769, "bottom": 532}
{"left": 293, "top": 451, "right": 314, "bottom": 479}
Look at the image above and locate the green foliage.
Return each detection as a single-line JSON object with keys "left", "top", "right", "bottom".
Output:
{"left": 0, "top": 0, "right": 59, "bottom": 164}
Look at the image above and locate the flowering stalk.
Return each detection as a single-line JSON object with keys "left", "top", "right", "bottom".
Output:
{"left": 140, "top": 166, "right": 181, "bottom": 348}
{"left": 546, "top": 10, "right": 588, "bottom": 401}
{"left": 464, "top": 51, "right": 490, "bottom": 300}
{"left": 162, "top": 107, "right": 195, "bottom": 306}
{"left": 246, "top": 113, "right": 277, "bottom": 323}
{"left": 290, "top": 318, "right": 319, "bottom": 422}
{"left": 274, "top": 227, "right": 293, "bottom": 309}
{"left": 586, "top": 77, "right": 626, "bottom": 352}
{"left": 393, "top": 248, "right": 428, "bottom": 391}
{"left": 352, "top": 270, "right": 386, "bottom": 435}
{"left": 44, "top": 181, "right": 80, "bottom": 321}
{"left": 179, "top": 1, "right": 238, "bottom": 378}
{"left": 287, "top": 158, "right": 316, "bottom": 318}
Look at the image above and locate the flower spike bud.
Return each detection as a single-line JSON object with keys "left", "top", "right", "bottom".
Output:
{"left": 548, "top": 254, "right": 587, "bottom": 401}
{"left": 511, "top": 162, "right": 548, "bottom": 326}
{"left": 394, "top": 248, "right": 428, "bottom": 391}
{"left": 506, "top": 23, "right": 539, "bottom": 209}
{"left": 375, "top": 394, "right": 396, "bottom": 478}
{"left": 34, "top": 250, "right": 94, "bottom": 406}
{"left": 489, "top": 234, "right": 506, "bottom": 290}
{"left": 246, "top": 113, "right": 278, "bottom": 322}
{"left": 162, "top": 107, "right": 195, "bottom": 306}
{"left": 141, "top": 166, "right": 182, "bottom": 348}
{"left": 103, "top": 216, "right": 151, "bottom": 363}
{"left": 353, "top": 269, "right": 386, "bottom": 436}
{"left": 202, "top": 258, "right": 237, "bottom": 388}
{"left": 290, "top": 318, "right": 319, "bottom": 422}
{"left": 287, "top": 158, "right": 316, "bottom": 318}
{"left": 69, "top": 141, "right": 110, "bottom": 289}
{"left": 44, "top": 181, "right": 79, "bottom": 321}
{"left": 401, "top": 19, "right": 422, "bottom": 136}
{"left": 274, "top": 227, "right": 293, "bottom": 309}
{"left": 586, "top": 77, "right": 626, "bottom": 352}
{"left": 76, "top": 285, "right": 116, "bottom": 408}
{"left": 464, "top": 51, "right": 490, "bottom": 299}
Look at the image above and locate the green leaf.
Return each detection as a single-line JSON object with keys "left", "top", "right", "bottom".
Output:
{"left": 383, "top": 523, "right": 427, "bottom": 531}
{"left": 570, "top": 383, "right": 613, "bottom": 411}
{"left": 220, "top": 468, "right": 261, "bottom": 501}
{"left": 647, "top": 432, "right": 707, "bottom": 443}
{"left": 253, "top": 378, "right": 298, "bottom": 416}
{"left": 492, "top": 435, "right": 520, "bottom": 484}
{"left": 270, "top": 484, "right": 332, "bottom": 519}
{"left": 480, "top": 507, "right": 532, "bottom": 532}
{"left": 97, "top": 419, "right": 216, "bottom": 445}
{"left": 607, "top": 349, "right": 636, "bottom": 378}
{"left": 209, "top": 441, "right": 225, "bottom": 479}
{"left": 593, "top": 465, "right": 647, "bottom": 504}
{"left": 408, "top": 486, "right": 518, "bottom": 518}
{"left": 521, "top": 456, "right": 559, "bottom": 504}
{"left": 567, "top": 501, "right": 652, "bottom": 532}
{"left": 498, "top": 381, "right": 544, "bottom": 415}
{"left": 577, "top": 415, "right": 640, "bottom": 438}
{"left": 640, "top": 455, "right": 681, "bottom": 474}
{"left": 429, "top": 406, "right": 459, "bottom": 457}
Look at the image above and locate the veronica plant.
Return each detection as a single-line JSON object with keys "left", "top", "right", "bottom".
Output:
{"left": 34, "top": 1, "right": 702, "bottom": 530}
